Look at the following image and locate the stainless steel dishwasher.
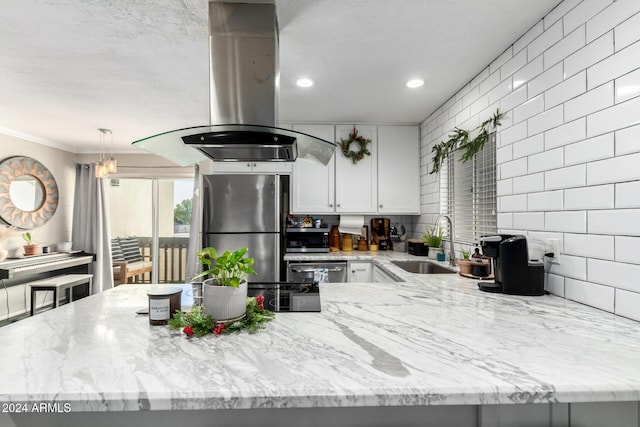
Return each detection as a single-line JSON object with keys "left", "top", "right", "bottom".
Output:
{"left": 286, "top": 261, "right": 348, "bottom": 283}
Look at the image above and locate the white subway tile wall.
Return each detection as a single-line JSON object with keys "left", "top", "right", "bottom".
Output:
{"left": 418, "top": 0, "right": 640, "bottom": 321}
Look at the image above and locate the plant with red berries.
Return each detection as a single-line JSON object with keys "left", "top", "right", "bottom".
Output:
{"left": 168, "top": 296, "right": 274, "bottom": 337}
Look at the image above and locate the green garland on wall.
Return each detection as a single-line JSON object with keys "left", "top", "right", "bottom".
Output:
{"left": 430, "top": 109, "right": 505, "bottom": 174}
{"left": 339, "top": 126, "right": 372, "bottom": 164}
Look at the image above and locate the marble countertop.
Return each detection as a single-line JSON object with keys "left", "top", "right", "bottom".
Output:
{"left": 1, "top": 253, "right": 640, "bottom": 412}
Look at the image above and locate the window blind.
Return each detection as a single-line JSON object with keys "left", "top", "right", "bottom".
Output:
{"left": 439, "top": 132, "right": 497, "bottom": 245}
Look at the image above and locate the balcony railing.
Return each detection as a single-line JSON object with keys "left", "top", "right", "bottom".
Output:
{"left": 136, "top": 237, "right": 190, "bottom": 284}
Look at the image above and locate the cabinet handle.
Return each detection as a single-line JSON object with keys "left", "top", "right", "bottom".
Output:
{"left": 337, "top": 204, "right": 341, "bottom": 207}
{"left": 246, "top": 163, "right": 251, "bottom": 167}
{"left": 379, "top": 204, "right": 383, "bottom": 208}
{"left": 253, "top": 163, "right": 257, "bottom": 167}
{"left": 329, "top": 203, "right": 333, "bottom": 207}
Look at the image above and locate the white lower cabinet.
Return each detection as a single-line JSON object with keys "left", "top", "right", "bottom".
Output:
{"left": 348, "top": 261, "right": 373, "bottom": 282}
{"left": 373, "top": 265, "right": 398, "bottom": 283}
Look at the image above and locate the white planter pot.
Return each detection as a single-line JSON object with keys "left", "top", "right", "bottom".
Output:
{"left": 202, "top": 279, "right": 247, "bottom": 321}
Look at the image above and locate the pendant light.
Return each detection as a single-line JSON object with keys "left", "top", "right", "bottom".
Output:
{"left": 95, "top": 128, "right": 116, "bottom": 178}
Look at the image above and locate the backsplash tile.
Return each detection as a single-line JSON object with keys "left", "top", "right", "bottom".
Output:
{"left": 564, "top": 31, "right": 614, "bottom": 78}
{"left": 513, "top": 173, "right": 544, "bottom": 194}
{"left": 544, "top": 118, "right": 586, "bottom": 150}
{"left": 565, "top": 278, "right": 615, "bottom": 312}
{"left": 528, "top": 190, "right": 564, "bottom": 211}
{"left": 615, "top": 236, "right": 640, "bottom": 264}
{"left": 564, "top": 233, "right": 615, "bottom": 260}
{"left": 548, "top": 254, "right": 587, "bottom": 280}
{"left": 564, "top": 82, "right": 614, "bottom": 122}
{"left": 614, "top": 289, "right": 640, "bottom": 322}
{"left": 588, "top": 258, "right": 640, "bottom": 293}
{"left": 586, "top": 0, "right": 640, "bottom": 42}
{"left": 545, "top": 211, "right": 587, "bottom": 233}
{"left": 564, "top": 184, "right": 614, "bottom": 210}
{"left": 419, "top": 0, "right": 640, "bottom": 320}
{"left": 564, "top": 133, "right": 614, "bottom": 166}
{"left": 528, "top": 147, "right": 564, "bottom": 173}
{"left": 614, "top": 10, "right": 640, "bottom": 51}
{"left": 588, "top": 209, "right": 640, "bottom": 235}
{"left": 586, "top": 152, "right": 640, "bottom": 184}
{"left": 587, "top": 40, "right": 640, "bottom": 90}
{"left": 615, "top": 181, "right": 640, "bottom": 208}
{"left": 544, "top": 71, "right": 586, "bottom": 108}
{"left": 545, "top": 164, "right": 586, "bottom": 190}
{"left": 563, "top": 0, "right": 612, "bottom": 35}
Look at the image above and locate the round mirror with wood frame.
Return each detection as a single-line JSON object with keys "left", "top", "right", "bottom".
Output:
{"left": 0, "top": 156, "right": 59, "bottom": 229}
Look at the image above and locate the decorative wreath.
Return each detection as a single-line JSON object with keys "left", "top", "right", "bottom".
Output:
{"left": 339, "top": 126, "right": 372, "bottom": 164}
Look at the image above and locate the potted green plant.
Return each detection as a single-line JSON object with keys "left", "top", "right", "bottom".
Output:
{"left": 22, "top": 232, "right": 41, "bottom": 256}
{"left": 192, "top": 247, "right": 256, "bottom": 321}
{"left": 421, "top": 224, "right": 444, "bottom": 259}
{"left": 458, "top": 247, "right": 472, "bottom": 275}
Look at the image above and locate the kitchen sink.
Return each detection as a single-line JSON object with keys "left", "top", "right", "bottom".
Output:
{"left": 391, "top": 260, "right": 456, "bottom": 274}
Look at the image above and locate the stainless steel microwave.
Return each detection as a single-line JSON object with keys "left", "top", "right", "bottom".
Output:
{"left": 285, "top": 228, "right": 330, "bottom": 253}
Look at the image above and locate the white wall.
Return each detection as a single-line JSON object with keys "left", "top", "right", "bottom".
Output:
{"left": 419, "top": 0, "right": 640, "bottom": 321}
{"left": 0, "top": 134, "right": 76, "bottom": 256}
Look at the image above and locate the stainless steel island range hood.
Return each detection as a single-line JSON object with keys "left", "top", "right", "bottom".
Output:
{"left": 132, "top": 2, "right": 336, "bottom": 166}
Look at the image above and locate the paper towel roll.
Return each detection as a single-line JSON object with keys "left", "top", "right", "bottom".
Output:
{"left": 338, "top": 215, "right": 365, "bottom": 235}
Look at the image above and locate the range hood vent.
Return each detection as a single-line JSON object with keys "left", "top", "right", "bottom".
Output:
{"left": 132, "top": 2, "right": 336, "bottom": 166}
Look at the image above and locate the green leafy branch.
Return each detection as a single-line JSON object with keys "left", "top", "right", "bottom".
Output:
{"left": 430, "top": 109, "right": 505, "bottom": 174}
{"left": 191, "top": 247, "right": 256, "bottom": 287}
{"left": 168, "top": 297, "right": 275, "bottom": 337}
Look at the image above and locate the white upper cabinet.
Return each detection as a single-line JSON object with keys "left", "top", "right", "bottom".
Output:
{"left": 291, "top": 124, "right": 336, "bottom": 213}
{"left": 377, "top": 125, "right": 420, "bottom": 214}
{"left": 290, "top": 123, "right": 420, "bottom": 215}
{"left": 335, "top": 125, "right": 378, "bottom": 213}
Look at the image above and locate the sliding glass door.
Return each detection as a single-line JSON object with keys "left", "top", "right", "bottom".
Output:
{"left": 108, "top": 177, "right": 194, "bottom": 284}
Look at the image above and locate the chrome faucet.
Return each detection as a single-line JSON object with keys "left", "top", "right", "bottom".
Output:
{"left": 434, "top": 214, "right": 457, "bottom": 267}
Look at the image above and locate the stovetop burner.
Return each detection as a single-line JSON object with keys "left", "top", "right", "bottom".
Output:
{"left": 248, "top": 282, "right": 321, "bottom": 312}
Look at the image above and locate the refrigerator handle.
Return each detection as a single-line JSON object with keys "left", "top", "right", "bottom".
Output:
{"left": 275, "top": 175, "right": 281, "bottom": 280}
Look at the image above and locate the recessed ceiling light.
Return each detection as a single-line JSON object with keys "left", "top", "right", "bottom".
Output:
{"left": 406, "top": 79, "right": 424, "bottom": 88}
{"left": 296, "top": 78, "right": 314, "bottom": 88}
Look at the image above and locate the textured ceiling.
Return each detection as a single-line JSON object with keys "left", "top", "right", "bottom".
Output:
{"left": 0, "top": 0, "right": 560, "bottom": 154}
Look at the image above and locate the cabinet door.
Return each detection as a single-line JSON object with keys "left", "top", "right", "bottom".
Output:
{"left": 335, "top": 125, "right": 377, "bottom": 213}
{"left": 377, "top": 125, "right": 420, "bottom": 214}
{"left": 348, "top": 261, "right": 372, "bottom": 282}
{"left": 252, "top": 162, "right": 293, "bottom": 174}
{"left": 291, "top": 124, "right": 336, "bottom": 214}
{"left": 209, "top": 162, "right": 253, "bottom": 173}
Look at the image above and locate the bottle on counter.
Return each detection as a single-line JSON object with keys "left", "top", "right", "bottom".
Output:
{"left": 342, "top": 234, "right": 353, "bottom": 252}
{"left": 330, "top": 225, "right": 341, "bottom": 252}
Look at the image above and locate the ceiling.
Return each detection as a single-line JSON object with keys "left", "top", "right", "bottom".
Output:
{"left": 0, "top": 0, "right": 561, "bottom": 155}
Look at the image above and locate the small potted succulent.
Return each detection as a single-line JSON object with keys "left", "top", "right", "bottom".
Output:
{"left": 458, "top": 247, "right": 472, "bottom": 275}
{"left": 421, "top": 224, "right": 444, "bottom": 259}
{"left": 192, "top": 247, "right": 256, "bottom": 321}
{"left": 22, "top": 232, "right": 41, "bottom": 256}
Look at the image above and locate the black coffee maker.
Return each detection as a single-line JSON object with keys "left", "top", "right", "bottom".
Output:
{"left": 478, "top": 234, "right": 544, "bottom": 296}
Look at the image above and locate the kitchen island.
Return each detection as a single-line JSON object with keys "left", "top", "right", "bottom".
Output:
{"left": 1, "top": 254, "right": 639, "bottom": 427}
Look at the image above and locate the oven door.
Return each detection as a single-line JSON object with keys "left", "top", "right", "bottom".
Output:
{"left": 287, "top": 262, "right": 347, "bottom": 283}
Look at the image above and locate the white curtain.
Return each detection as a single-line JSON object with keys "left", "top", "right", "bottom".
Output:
{"left": 186, "top": 165, "right": 201, "bottom": 282}
{"left": 71, "top": 164, "right": 113, "bottom": 293}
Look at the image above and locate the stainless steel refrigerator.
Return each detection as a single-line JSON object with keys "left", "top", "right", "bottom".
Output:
{"left": 201, "top": 174, "right": 287, "bottom": 282}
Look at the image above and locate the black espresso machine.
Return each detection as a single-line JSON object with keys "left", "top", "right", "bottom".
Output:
{"left": 478, "top": 234, "right": 544, "bottom": 296}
